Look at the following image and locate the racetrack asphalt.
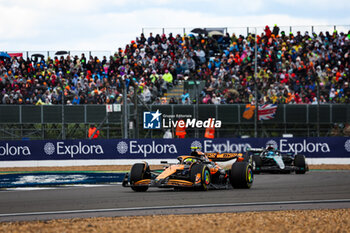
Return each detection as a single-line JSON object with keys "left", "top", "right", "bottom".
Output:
{"left": 0, "top": 170, "right": 350, "bottom": 222}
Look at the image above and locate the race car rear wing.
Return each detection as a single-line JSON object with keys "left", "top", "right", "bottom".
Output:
{"left": 246, "top": 148, "right": 264, "bottom": 152}
{"left": 205, "top": 153, "right": 243, "bottom": 161}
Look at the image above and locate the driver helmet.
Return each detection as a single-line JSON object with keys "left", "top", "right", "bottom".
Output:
{"left": 184, "top": 157, "right": 194, "bottom": 165}
{"left": 191, "top": 150, "right": 205, "bottom": 157}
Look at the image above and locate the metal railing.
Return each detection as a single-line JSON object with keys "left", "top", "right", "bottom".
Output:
{"left": 5, "top": 25, "right": 349, "bottom": 61}
{"left": 0, "top": 104, "right": 348, "bottom": 140}
{"left": 3, "top": 50, "right": 112, "bottom": 60}
{"left": 142, "top": 25, "right": 350, "bottom": 37}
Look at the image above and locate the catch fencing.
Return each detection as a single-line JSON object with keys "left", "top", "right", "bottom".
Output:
{"left": 0, "top": 104, "right": 348, "bottom": 124}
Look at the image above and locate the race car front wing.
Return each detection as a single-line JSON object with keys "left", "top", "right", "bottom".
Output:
{"left": 255, "top": 165, "right": 309, "bottom": 172}
{"left": 122, "top": 173, "right": 197, "bottom": 188}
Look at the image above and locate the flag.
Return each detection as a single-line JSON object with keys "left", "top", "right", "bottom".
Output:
{"left": 106, "top": 104, "right": 113, "bottom": 113}
{"left": 258, "top": 104, "right": 277, "bottom": 120}
{"left": 243, "top": 104, "right": 256, "bottom": 120}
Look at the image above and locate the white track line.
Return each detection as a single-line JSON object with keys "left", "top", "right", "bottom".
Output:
{"left": 66, "top": 184, "right": 118, "bottom": 187}
{"left": 3, "top": 184, "right": 117, "bottom": 191}
{"left": 1, "top": 199, "right": 350, "bottom": 217}
{"left": 5, "top": 187, "right": 58, "bottom": 191}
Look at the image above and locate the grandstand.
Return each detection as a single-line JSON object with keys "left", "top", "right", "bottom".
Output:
{"left": 0, "top": 25, "right": 349, "bottom": 139}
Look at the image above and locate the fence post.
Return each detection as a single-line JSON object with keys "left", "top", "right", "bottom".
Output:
{"left": 247, "top": 27, "right": 249, "bottom": 37}
{"left": 84, "top": 105, "right": 87, "bottom": 124}
{"left": 312, "top": 26, "right": 314, "bottom": 34}
{"left": 19, "top": 105, "right": 22, "bottom": 124}
{"left": 215, "top": 105, "right": 219, "bottom": 138}
{"left": 62, "top": 90, "right": 65, "bottom": 140}
{"left": 162, "top": 28, "right": 165, "bottom": 35}
{"left": 237, "top": 104, "right": 240, "bottom": 124}
{"left": 133, "top": 91, "right": 139, "bottom": 139}
{"left": 283, "top": 104, "right": 287, "bottom": 134}
{"left": 122, "top": 84, "right": 128, "bottom": 139}
{"left": 317, "top": 80, "right": 320, "bottom": 137}
{"left": 183, "top": 28, "right": 185, "bottom": 35}
{"left": 41, "top": 105, "right": 43, "bottom": 124}
{"left": 290, "top": 26, "right": 292, "bottom": 34}
{"left": 41, "top": 106, "right": 44, "bottom": 139}
{"left": 42, "top": 123, "right": 45, "bottom": 140}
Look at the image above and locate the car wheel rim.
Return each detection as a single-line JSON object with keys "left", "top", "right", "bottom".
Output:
{"left": 204, "top": 170, "right": 210, "bottom": 185}
{"left": 247, "top": 167, "right": 253, "bottom": 183}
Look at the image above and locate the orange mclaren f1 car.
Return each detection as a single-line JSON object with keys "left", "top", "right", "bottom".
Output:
{"left": 122, "top": 147, "right": 253, "bottom": 191}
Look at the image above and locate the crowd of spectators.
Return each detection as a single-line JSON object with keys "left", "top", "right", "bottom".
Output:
{"left": 1, "top": 25, "right": 350, "bottom": 105}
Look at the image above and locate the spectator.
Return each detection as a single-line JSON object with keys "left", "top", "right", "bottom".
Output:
{"left": 272, "top": 24, "right": 280, "bottom": 36}
{"left": 72, "top": 95, "right": 80, "bottom": 105}
{"left": 195, "top": 47, "right": 206, "bottom": 64}
{"left": 163, "top": 129, "right": 172, "bottom": 139}
{"left": 88, "top": 124, "right": 99, "bottom": 139}
{"left": 181, "top": 90, "right": 190, "bottom": 104}
{"left": 264, "top": 25, "right": 272, "bottom": 38}
{"left": 330, "top": 123, "right": 341, "bottom": 136}
{"left": 343, "top": 123, "right": 350, "bottom": 136}
{"left": 162, "top": 69, "right": 173, "bottom": 84}
{"left": 141, "top": 86, "right": 152, "bottom": 103}
{"left": 0, "top": 27, "right": 349, "bottom": 106}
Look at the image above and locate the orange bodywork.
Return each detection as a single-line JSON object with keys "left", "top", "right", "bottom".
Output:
{"left": 155, "top": 164, "right": 185, "bottom": 180}
{"left": 210, "top": 167, "right": 219, "bottom": 175}
{"left": 195, "top": 173, "right": 201, "bottom": 184}
{"left": 134, "top": 179, "right": 151, "bottom": 185}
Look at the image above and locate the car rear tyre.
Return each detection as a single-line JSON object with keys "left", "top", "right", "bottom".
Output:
{"left": 230, "top": 162, "right": 253, "bottom": 189}
{"left": 190, "top": 164, "right": 211, "bottom": 191}
{"left": 130, "top": 163, "right": 150, "bottom": 192}
{"left": 294, "top": 154, "right": 306, "bottom": 174}
{"left": 252, "top": 155, "right": 262, "bottom": 174}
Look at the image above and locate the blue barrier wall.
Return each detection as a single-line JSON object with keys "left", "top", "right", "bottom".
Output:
{"left": 0, "top": 137, "right": 349, "bottom": 161}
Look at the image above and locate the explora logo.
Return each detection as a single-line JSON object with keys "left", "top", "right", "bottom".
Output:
{"left": 279, "top": 139, "right": 330, "bottom": 154}
{"left": 43, "top": 142, "right": 104, "bottom": 158}
{"left": 116, "top": 141, "right": 177, "bottom": 157}
{"left": 0, "top": 143, "right": 31, "bottom": 156}
{"left": 143, "top": 110, "right": 162, "bottom": 129}
{"left": 203, "top": 140, "right": 251, "bottom": 153}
